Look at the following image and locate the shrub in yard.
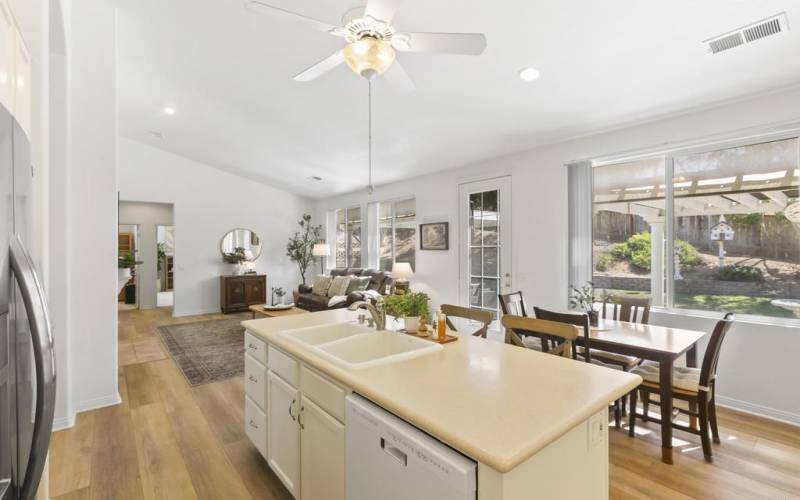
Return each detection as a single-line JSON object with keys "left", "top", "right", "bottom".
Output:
{"left": 610, "top": 232, "right": 702, "bottom": 273}
{"left": 595, "top": 254, "right": 614, "bottom": 272}
{"left": 716, "top": 265, "right": 763, "bottom": 282}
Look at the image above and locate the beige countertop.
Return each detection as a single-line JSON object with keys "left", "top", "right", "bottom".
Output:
{"left": 242, "top": 309, "right": 641, "bottom": 473}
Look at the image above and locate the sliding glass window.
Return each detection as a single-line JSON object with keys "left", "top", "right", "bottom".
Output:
{"left": 378, "top": 198, "right": 416, "bottom": 272}
{"left": 335, "top": 207, "right": 361, "bottom": 268}
{"left": 591, "top": 136, "right": 800, "bottom": 320}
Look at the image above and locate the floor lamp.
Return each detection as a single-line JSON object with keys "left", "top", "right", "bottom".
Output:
{"left": 313, "top": 243, "right": 331, "bottom": 275}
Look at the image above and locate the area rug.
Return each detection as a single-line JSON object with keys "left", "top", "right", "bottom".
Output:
{"left": 158, "top": 318, "right": 246, "bottom": 386}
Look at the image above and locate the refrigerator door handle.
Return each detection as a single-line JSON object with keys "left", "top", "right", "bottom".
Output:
{"left": 10, "top": 235, "right": 56, "bottom": 500}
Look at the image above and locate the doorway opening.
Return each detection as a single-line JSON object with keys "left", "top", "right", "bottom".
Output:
{"left": 156, "top": 225, "right": 175, "bottom": 308}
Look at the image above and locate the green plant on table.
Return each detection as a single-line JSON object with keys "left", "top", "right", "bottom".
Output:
{"left": 384, "top": 291, "right": 430, "bottom": 319}
{"left": 569, "top": 282, "right": 597, "bottom": 314}
{"left": 118, "top": 251, "right": 143, "bottom": 269}
{"left": 222, "top": 247, "right": 247, "bottom": 264}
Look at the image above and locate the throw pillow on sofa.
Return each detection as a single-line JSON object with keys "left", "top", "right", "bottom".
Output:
{"left": 312, "top": 275, "right": 332, "bottom": 296}
{"left": 327, "top": 276, "right": 351, "bottom": 298}
{"left": 346, "top": 276, "right": 371, "bottom": 294}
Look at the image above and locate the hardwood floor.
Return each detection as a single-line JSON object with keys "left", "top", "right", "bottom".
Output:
{"left": 49, "top": 308, "right": 800, "bottom": 499}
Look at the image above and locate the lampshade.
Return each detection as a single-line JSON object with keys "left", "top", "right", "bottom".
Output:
{"left": 312, "top": 243, "right": 331, "bottom": 257}
{"left": 342, "top": 36, "right": 396, "bottom": 79}
{"left": 391, "top": 262, "right": 414, "bottom": 280}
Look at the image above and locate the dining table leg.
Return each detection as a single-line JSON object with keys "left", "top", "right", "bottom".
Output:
{"left": 686, "top": 343, "right": 698, "bottom": 430}
{"left": 659, "top": 356, "right": 674, "bottom": 464}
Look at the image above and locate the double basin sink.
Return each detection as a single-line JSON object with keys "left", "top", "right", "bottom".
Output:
{"left": 279, "top": 322, "right": 443, "bottom": 370}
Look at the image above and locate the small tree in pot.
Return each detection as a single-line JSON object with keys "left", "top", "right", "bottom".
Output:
{"left": 286, "top": 214, "right": 322, "bottom": 286}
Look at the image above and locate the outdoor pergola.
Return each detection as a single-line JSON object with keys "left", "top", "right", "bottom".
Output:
{"left": 592, "top": 141, "right": 800, "bottom": 302}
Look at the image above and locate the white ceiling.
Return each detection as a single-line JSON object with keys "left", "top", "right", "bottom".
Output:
{"left": 117, "top": 0, "right": 800, "bottom": 198}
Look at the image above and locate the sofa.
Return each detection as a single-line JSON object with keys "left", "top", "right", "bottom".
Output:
{"left": 294, "top": 268, "right": 395, "bottom": 312}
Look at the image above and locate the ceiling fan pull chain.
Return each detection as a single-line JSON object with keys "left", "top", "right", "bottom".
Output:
{"left": 367, "top": 78, "right": 374, "bottom": 195}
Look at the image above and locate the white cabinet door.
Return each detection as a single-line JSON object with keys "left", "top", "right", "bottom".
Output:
{"left": 13, "top": 28, "right": 30, "bottom": 138}
{"left": 300, "top": 395, "right": 345, "bottom": 500}
{"left": 0, "top": 0, "right": 15, "bottom": 112}
{"left": 268, "top": 371, "right": 300, "bottom": 498}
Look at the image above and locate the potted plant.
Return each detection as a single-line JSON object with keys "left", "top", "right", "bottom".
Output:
{"left": 286, "top": 214, "right": 322, "bottom": 286}
{"left": 118, "top": 251, "right": 142, "bottom": 294}
{"left": 569, "top": 282, "right": 600, "bottom": 326}
{"left": 384, "top": 292, "right": 430, "bottom": 333}
{"left": 156, "top": 242, "right": 167, "bottom": 291}
{"left": 223, "top": 247, "right": 247, "bottom": 275}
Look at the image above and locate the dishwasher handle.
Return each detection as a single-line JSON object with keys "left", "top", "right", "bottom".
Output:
{"left": 380, "top": 438, "right": 407, "bottom": 467}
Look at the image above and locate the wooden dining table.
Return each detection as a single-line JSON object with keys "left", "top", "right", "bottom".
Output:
{"left": 580, "top": 318, "right": 709, "bottom": 464}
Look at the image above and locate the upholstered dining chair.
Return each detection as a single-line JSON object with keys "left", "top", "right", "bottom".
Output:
{"left": 628, "top": 313, "right": 735, "bottom": 462}
{"left": 501, "top": 315, "right": 578, "bottom": 358}
{"left": 533, "top": 306, "right": 622, "bottom": 428}
{"left": 440, "top": 304, "right": 493, "bottom": 338}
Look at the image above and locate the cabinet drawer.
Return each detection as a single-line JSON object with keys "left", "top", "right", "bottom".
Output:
{"left": 244, "top": 331, "right": 267, "bottom": 365}
{"left": 245, "top": 354, "right": 267, "bottom": 410}
{"left": 300, "top": 365, "right": 346, "bottom": 423}
{"left": 245, "top": 395, "right": 267, "bottom": 459}
{"left": 269, "top": 345, "right": 298, "bottom": 387}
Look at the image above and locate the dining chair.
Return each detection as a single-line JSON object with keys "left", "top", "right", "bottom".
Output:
{"left": 628, "top": 313, "right": 735, "bottom": 461}
{"left": 501, "top": 315, "right": 578, "bottom": 358}
{"left": 533, "top": 306, "right": 622, "bottom": 428}
{"left": 440, "top": 304, "right": 493, "bottom": 338}
{"left": 498, "top": 291, "right": 528, "bottom": 316}
{"left": 602, "top": 296, "right": 651, "bottom": 324}
{"left": 498, "top": 292, "right": 542, "bottom": 350}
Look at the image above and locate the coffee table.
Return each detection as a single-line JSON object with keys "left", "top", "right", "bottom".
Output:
{"left": 249, "top": 304, "right": 309, "bottom": 320}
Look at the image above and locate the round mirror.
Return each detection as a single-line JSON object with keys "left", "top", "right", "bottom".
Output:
{"left": 220, "top": 228, "right": 262, "bottom": 261}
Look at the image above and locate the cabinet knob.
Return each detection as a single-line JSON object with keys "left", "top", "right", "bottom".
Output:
{"left": 249, "top": 420, "right": 258, "bottom": 429}
{"left": 248, "top": 375, "right": 258, "bottom": 383}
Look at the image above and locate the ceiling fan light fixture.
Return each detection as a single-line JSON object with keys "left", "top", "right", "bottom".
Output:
{"left": 343, "top": 36, "right": 396, "bottom": 79}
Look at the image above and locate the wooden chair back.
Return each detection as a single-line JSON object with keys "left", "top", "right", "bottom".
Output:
{"left": 502, "top": 315, "right": 578, "bottom": 358}
{"left": 533, "top": 307, "right": 592, "bottom": 363}
{"left": 499, "top": 291, "right": 527, "bottom": 317}
{"left": 602, "top": 296, "right": 651, "bottom": 324}
{"left": 699, "top": 313, "right": 735, "bottom": 389}
{"left": 441, "top": 304, "right": 493, "bottom": 338}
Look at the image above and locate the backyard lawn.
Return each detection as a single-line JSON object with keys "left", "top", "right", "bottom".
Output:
{"left": 603, "top": 289, "right": 796, "bottom": 318}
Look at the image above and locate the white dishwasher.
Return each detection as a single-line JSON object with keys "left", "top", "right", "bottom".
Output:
{"left": 346, "top": 394, "right": 477, "bottom": 500}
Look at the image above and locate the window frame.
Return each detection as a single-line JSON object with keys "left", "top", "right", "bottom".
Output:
{"left": 376, "top": 197, "right": 416, "bottom": 272}
{"left": 334, "top": 206, "right": 362, "bottom": 268}
{"left": 589, "top": 126, "right": 800, "bottom": 326}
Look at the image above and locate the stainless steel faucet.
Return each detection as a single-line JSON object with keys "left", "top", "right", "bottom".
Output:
{"left": 348, "top": 299, "right": 386, "bottom": 331}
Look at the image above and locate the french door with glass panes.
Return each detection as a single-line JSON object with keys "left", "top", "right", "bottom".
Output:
{"left": 459, "top": 177, "right": 512, "bottom": 318}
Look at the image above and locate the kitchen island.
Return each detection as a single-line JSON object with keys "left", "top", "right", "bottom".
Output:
{"left": 241, "top": 308, "right": 641, "bottom": 500}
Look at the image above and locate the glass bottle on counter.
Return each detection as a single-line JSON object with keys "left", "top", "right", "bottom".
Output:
{"left": 436, "top": 309, "right": 447, "bottom": 341}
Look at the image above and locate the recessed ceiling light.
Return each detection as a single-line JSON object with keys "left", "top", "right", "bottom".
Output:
{"left": 162, "top": 106, "right": 176, "bottom": 116}
{"left": 518, "top": 67, "right": 541, "bottom": 82}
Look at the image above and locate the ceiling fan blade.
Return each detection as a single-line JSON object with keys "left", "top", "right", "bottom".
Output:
{"left": 293, "top": 50, "right": 345, "bottom": 82}
{"left": 364, "top": 0, "right": 402, "bottom": 23}
{"left": 383, "top": 61, "right": 415, "bottom": 93}
{"left": 394, "top": 32, "right": 487, "bottom": 55}
{"left": 246, "top": 1, "right": 343, "bottom": 36}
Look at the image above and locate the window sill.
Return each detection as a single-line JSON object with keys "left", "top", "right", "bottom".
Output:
{"left": 651, "top": 306, "right": 800, "bottom": 329}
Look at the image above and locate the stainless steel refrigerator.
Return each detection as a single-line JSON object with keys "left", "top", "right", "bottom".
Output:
{"left": 0, "top": 105, "right": 56, "bottom": 500}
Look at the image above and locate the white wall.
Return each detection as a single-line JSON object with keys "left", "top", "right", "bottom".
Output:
{"left": 118, "top": 138, "right": 313, "bottom": 316}
{"left": 65, "top": 0, "right": 119, "bottom": 417}
{"left": 315, "top": 86, "right": 800, "bottom": 424}
{"left": 119, "top": 201, "right": 173, "bottom": 309}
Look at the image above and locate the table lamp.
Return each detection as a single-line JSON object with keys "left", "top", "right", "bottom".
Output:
{"left": 391, "top": 262, "right": 414, "bottom": 294}
{"left": 313, "top": 243, "right": 331, "bottom": 274}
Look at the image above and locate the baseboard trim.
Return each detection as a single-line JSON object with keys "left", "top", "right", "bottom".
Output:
{"left": 52, "top": 414, "right": 75, "bottom": 431}
{"left": 716, "top": 395, "right": 800, "bottom": 426}
{"left": 172, "top": 307, "right": 221, "bottom": 317}
{"left": 73, "top": 392, "right": 122, "bottom": 414}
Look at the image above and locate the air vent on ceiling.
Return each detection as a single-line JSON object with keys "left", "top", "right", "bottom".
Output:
{"left": 307, "top": 175, "right": 323, "bottom": 182}
{"left": 705, "top": 12, "right": 789, "bottom": 54}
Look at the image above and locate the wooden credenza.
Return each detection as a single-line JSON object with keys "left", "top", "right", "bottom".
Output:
{"left": 220, "top": 274, "right": 266, "bottom": 313}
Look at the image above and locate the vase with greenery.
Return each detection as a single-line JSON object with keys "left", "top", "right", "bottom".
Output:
{"left": 286, "top": 214, "right": 322, "bottom": 286}
{"left": 569, "top": 282, "right": 600, "bottom": 326}
{"left": 156, "top": 242, "right": 167, "bottom": 290}
{"left": 384, "top": 292, "right": 430, "bottom": 333}
{"left": 222, "top": 247, "right": 247, "bottom": 275}
{"left": 118, "top": 251, "right": 142, "bottom": 269}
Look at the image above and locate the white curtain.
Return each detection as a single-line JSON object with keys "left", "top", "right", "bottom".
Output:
{"left": 567, "top": 161, "right": 593, "bottom": 294}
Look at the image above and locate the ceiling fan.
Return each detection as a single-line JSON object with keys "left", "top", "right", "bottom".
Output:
{"left": 246, "top": 0, "right": 487, "bottom": 91}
